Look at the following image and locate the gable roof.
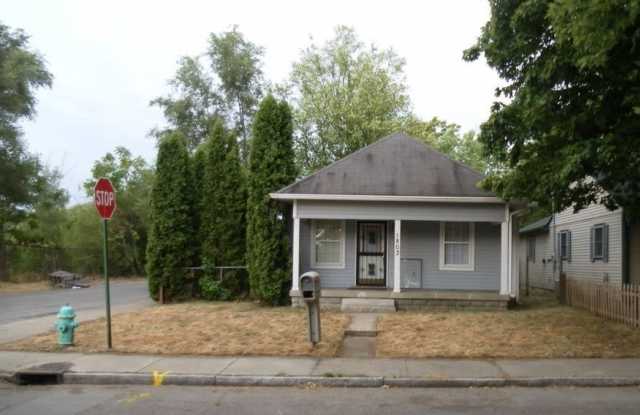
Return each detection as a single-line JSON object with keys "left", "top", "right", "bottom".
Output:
{"left": 274, "top": 132, "right": 497, "bottom": 199}
{"left": 519, "top": 215, "right": 552, "bottom": 235}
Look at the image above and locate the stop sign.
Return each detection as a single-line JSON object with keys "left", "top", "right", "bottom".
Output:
{"left": 94, "top": 178, "right": 117, "bottom": 219}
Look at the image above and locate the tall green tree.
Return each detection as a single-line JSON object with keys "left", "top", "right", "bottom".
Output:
{"left": 247, "top": 95, "right": 296, "bottom": 304}
{"left": 150, "top": 57, "right": 223, "bottom": 152}
{"left": 190, "top": 144, "right": 207, "bottom": 260}
{"left": 200, "top": 119, "right": 247, "bottom": 294}
{"left": 83, "top": 147, "right": 154, "bottom": 275}
{"left": 152, "top": 27, "right": 265, "bottom": 158}
{"left": 208, "top": 27, "right": 265, "bottom": 159}
{"left": 146, "top": 133, "right": 194, "bottom": 301}
{"left": 290, "top": 26, "right": 411, "bottom": 174}
{"left": 464, "top": 1, "right": 640, "bottom": 215}
{"left": 0, "top": 22, "right": 52, "bottom": 281}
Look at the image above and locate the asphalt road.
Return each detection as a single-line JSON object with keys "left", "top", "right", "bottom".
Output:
{"left": 1, "top": 384, "right": 640, "bottom": 414}
{"left": 0, "top": 280, "right": 151, "bottom": 325}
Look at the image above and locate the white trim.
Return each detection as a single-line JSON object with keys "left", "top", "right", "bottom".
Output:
{"left": 270, "top": 193, "right": 504, "bottom": 204}
{"left": 438, "top": 222, "right": 475, "bottom": 271}
{"left": 292, "top": 215, "right": 300, "bottom": 292}
{"left": 393, "top": 219, "right": 401, "bottom": 293}
{"left": 310, "top": 219, "right": 346, "bottom": 269}
{"left": 500, "top": 221, "right": 509, "bottom": 295}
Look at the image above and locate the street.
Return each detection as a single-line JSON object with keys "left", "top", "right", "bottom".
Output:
{"left": 1, "top": 383, "right": 640, "bottom": 414}
{"left": 0, "top": 280, "right": 152, "bottom": 342}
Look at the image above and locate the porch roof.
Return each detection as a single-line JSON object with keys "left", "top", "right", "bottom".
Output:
{"left": 272, "top": 132, "right": 499, "bottom": 201}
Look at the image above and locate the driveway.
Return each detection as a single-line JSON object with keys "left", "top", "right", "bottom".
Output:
{"left": 0, "top": 280, "right": 153, "bottom": 343}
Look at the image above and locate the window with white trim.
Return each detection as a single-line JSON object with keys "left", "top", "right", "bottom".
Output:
{"left": 439, "top": 222, "right": 475, "bottom": 271}
{"left": 527, "top": 236, "right": 536, "bottom": 262}
{"left": 590, "top": 223, "right": 609, "bottom": 262}
{"left": 311, "top": 220, "right": 345, "bottom": 268}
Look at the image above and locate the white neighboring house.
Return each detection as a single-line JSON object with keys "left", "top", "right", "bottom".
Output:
{"left": 519, "top": 203, "right": 640, "bottom": 290}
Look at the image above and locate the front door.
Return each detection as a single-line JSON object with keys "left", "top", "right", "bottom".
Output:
{"left": 357, "top": 222, "right": 386, "bottom": 286}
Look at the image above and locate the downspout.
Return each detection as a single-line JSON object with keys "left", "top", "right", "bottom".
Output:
{"left": 508, "top": 207, "right": 527, "bottom": 299}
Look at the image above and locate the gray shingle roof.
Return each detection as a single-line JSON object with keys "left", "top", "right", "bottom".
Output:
{"left": 276, "top": 132, "right": 495, "bottom": 197}
{"left": 519, "top": 215, "right": 552, "bottom": 234}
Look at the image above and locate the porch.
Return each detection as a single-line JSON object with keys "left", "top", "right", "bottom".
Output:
{"left": 289, "top": 199, "right": 520, "bottom": 310}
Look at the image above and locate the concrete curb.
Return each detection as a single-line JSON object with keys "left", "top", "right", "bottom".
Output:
{"left": 10, "top": 372, "right": 630, "bottom": 388}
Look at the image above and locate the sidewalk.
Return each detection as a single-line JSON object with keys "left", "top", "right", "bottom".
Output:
{"left": 2, "top": 351, "right": 640, "bottom": 388}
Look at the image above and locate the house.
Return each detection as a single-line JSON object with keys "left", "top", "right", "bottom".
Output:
{"left": 270, "top": 132, "right": 523, "bottom": 310}
{"left": 519, "top": 203, "right": 640, "bottom": 291}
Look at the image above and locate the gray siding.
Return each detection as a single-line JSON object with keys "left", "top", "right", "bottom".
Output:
{"left": 400, "top": 221, "right": 500, "bottom": 291}
{"left": 519, "top": 231, "right": 555, "bottom": 290}
{"left": 299, "top": 219, "right": 357, "bottom": 288}
{"left": 299, "top": 219, "right": 500, "bottom": 291}
{"left": 298, "top": 200, "right": 506, "bottom": 222}
{"left": 553, "top": 204, "right": 623, "bottom": 284}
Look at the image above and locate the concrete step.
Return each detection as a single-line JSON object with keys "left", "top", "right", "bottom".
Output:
{"left": 344, "top": 313, "right": 378, "bottom": 337}
{"left": 341, "top": 298, "right": 396, "bottom": 313}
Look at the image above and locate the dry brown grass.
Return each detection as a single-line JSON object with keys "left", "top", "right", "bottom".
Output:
{"left": 0, "top": 281, "right": 51, "bottom": 294}
{"left": 0, "top": 302, "right": 349, "bottom": 357}
{"left": 377, "top": 293, "right": 640, "bottom": 358}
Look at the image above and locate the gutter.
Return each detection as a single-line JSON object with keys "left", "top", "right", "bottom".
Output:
{"left": 269, "top": 193, "right": 506, "bottom": 204}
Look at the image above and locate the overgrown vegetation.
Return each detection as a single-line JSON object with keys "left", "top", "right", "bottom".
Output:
{"left": 145, "top": 133, "right": 194, "bottom": 301}
{"left": 247, "top": 95, "right": 296, "bottom": 304}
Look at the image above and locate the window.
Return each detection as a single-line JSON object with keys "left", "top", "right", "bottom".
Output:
{"left": 527, "top": 237, "right": 536, "bottom": 262}
{"left": 311, "top": 220, "right": 345, "bottom": 268}
{"left": 558, "top": 230, "right": 571, "bottom": 262}
{"left": 591, "top": 223, "right": 609, "bottom": 262}
{"left": 439, "top": 222, "right": 475, "bottom": 271}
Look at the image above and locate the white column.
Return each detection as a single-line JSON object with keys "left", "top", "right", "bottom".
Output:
{"left": 500, "top": 220, "right": 509, "bottom": 295}
{"left": 393, "top": 219, "right": 401, "bottom": 293}
{"left": 292, "top": 202, "right": 300, "bottom": 292}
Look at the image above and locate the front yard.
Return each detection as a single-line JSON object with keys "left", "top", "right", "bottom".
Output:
{"left": 4, "top": 292, "right": 640, "bottom": 358}
{"left": 0, "top": 302, "right": 350, "bottom": 357}
{"left": 377, "top": 293, "right": 640, "bottom": 358}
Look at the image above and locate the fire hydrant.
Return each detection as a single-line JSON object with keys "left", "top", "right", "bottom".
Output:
{"left": 55, "top": 304, "right": 78, "bottom": 346}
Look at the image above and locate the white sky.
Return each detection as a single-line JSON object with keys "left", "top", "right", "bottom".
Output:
{"left": 5, "top": 0, "right": 500, "bottom": 204}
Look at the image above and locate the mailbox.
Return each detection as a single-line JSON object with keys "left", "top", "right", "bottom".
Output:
{"left": 301, "top": 271, "right": 321, "bottom": 302}
{"left": 300, "top": 271, "right": 321, "bottom": 345}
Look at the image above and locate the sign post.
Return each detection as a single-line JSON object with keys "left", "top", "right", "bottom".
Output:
{"left": 94, "top": 178, "right": 116, "bottom": 349}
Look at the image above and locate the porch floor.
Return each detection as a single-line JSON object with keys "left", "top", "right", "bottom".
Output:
{"left": 291, "top": 288, "right": 510, "bottom": 310}
{"left": 291, "top": 288, "right": 507, "bottom": 301}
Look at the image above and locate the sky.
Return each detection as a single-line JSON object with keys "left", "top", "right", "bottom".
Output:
{"left": 5, "top": 0, "right": 501, "bottom": 205}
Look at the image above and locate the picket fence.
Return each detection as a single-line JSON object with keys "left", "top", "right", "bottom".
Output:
{"left": 566, "top": 278, "right": 640, "bottom": 328}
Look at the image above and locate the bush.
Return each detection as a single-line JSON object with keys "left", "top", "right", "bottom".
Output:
{"left": 199, "top": 275, "right": 231, "bottom": 301}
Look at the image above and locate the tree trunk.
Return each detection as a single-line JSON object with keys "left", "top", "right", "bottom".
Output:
{"left": 0, "top": 230, "right": 8, "bottom": 282}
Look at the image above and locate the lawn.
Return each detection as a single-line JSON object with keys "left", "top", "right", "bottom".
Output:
{"left": 0, "top": 302, "right": 350, "bottom": 357}
{"left": 0, "top": 280, "right": 51, "bottom": 294}
{"left": 377, "top": 292, "right": 640, "bottom": 358}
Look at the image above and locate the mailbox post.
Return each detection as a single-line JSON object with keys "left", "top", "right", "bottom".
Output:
{"left": 300, "top": 271, "right": 321, "bottom": 346}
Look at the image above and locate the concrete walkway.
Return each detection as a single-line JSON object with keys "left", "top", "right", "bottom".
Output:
{"left": 3, "top": 351, "right": 640, "bottom": 388}
{"left": 340, "top": 314, "right": 378, "bottom": 358}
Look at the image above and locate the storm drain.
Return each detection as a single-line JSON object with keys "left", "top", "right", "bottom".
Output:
{"left": 13, "top": 362, "right": 72, "bottom": 385}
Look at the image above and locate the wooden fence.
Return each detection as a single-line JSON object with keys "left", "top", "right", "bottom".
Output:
{"left": 566, "top": 277, "right": 640, "bottom": 328}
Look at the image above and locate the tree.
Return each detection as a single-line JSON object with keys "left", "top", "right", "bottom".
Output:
{"left": 152, "top": 27, "right": 265, "bottom": 158}
{"left": 464, "top": 1, "right": 640, "bottom": 215}
{"left": 145, "top": 133, "right": 194, "bottom": 301}
{"left": 404, "top": 116, "right": 489, "bottom": 173}
{"left": 190, "top": 144, "right": 207, "bottom": 260}
{"left": 150, "top": 57, "right": 223, "bottom": 152}
{"left": 290, "top": 26, "right": 411, "bottom": 174}
{"left": 83, "top": 147, "right": 154, "bottom": 275}
{"left": 208, "top": 27, "right": 265, "bottom": 159}
{"left": 247, "top": 95, "right": 296, "bottom": 304}
{"left": 0, "top": 22, "right": 52, "bottom": 281}
{"left": 199, "top": 119, "right": 247, "bottom": 295}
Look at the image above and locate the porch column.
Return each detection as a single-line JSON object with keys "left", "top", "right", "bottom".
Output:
{"left": 500, "top": 220, "right": 509, "bottom": 295}
{"left": 292, "top": 202, "right": 300, "bottom": 292}
{"left": 393, "top": 219, "right": 401, "bottom": 293}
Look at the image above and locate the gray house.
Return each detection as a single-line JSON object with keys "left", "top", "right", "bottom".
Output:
{"left": 519, "top": 203, "right": 640, "bottom": 291}
{"left": 271, "top": 133, "right": 522, "bottom": 310}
